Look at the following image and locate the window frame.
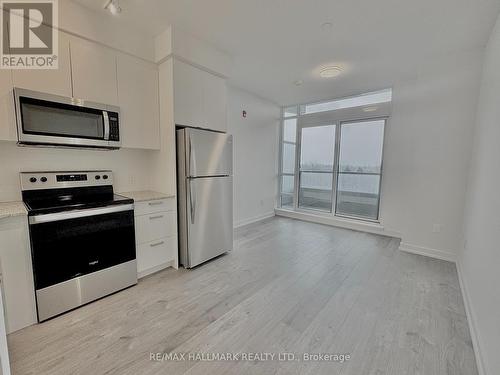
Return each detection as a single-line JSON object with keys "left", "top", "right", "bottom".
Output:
{"left": 278, "top": 106, "right": 299, "bottom": 210}
{"left": 278, "top": 91, "right": 391, "bottom": 223}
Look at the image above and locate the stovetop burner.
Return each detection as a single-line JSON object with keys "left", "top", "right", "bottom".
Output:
{"left": 20, "top": 171, "right": 134, "bottom": 215}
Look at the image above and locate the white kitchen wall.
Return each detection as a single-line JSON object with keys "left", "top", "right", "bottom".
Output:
{"left": 227, "top": 87, "right": 280, "bottom": 227}
{"left": 379, "top": 47, "right": 483, "bottom": 259}
{"left": 459, "top": 13, "right": 500, "bottom": 375}
{"left": 0, "top": 141, "right": 155, "bottom": 201}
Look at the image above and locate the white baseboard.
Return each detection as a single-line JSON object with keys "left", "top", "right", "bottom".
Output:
{"left": 398, "top": 242, "right": 457, "bottom": 263}
{"left": 275, "top": 208, "right": 401, "bottom": 238}
{"left": 456, "top": 260, "right": 487, "bottom": 375}
{"left": 234, "top": 212, "right": 275, "bottom": 229}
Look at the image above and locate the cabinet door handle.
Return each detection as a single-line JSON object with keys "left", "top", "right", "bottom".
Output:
{"left": 150, "top": 241, "right": 165, "bottom": 247}
{"left": 149, "top": 215, "right": 164, "bottom": 220}
{"left": 148, "top": 201, "right": 164, "bottom": 206}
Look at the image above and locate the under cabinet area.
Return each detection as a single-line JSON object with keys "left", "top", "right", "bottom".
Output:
{"left": 133, "top": 197, "right": 178, "bottom": 277}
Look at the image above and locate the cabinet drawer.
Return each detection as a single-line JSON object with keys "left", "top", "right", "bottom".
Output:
{"left": 135, "top": 211, "right": 176, "bottom": 244}
{"left": 136, "top": 237, "right": 176, "bottom": 275}
{"left": 134, "top": 199, "right": 175, "bottom": 216}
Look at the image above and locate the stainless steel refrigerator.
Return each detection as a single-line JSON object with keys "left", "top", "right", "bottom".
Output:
{"left": 176, "top": 128, "right": 233, "bottom": 268}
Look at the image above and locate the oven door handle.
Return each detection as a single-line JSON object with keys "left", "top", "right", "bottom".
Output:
{"left": 29, "top": 204, "right": 134, "bottom": 224}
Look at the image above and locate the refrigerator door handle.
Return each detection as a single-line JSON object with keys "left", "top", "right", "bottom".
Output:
{"left": 189, "top": 179, "right": 196, "bottom": 224}
{"left": 188, "top": 134, "right": 197, "bottom": 177}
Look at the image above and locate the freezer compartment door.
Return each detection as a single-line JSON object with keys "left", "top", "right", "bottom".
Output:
{"left": 185, "top": 176, "right": 233, "bottom": 268}
{"left": 187, "top": 128, "right": 232, "bottom": 177}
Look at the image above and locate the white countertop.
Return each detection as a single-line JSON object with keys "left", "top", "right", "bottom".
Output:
{"left": 118, "top": 190, "right": 175, "bottom": 203}
{"left": 0, "top": 201, "right": 27, "bottom": 220}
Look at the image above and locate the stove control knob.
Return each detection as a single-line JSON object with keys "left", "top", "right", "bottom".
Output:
{"left": 40, "top": 177, "right": 47, "bottom": 183}
{"left": 29, "top": 177, "right": 37, "bottom": 183}
{"left": 102, "top": 175, "right": 108, "bottom": 180}
{"left": 95, "top": 175, "right": 101, "bottom": 180}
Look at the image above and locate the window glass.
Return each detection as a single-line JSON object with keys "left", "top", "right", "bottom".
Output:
{"left": 298, "top": 125, "right": 336, "bottom": 212}
{"left": 282, "top": 143, "right": 296, "bottom": 174}
{"left": 336, "top": 174, "right": 381, "bottom": 219}
{"left": 281, "top": 175, "right": 294, "bottom": 194}
{"left": 338, "top": 120, "right": 385, "bottom": 173}
{"left": 335, "top": 119, "right": 385, "bottom": 220}
{"left": 283, "top": 118, "right": 297, "bottom": 143}
{"left": 280, "top": 194, "right": 294, "bottom": 209}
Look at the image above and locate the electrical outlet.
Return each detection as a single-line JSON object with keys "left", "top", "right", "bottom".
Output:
{"left": 432, "top": 224, "right": 442, "bottom": 233}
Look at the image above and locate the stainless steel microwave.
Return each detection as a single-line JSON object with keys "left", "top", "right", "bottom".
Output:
{"left": 14, "top": 88, "right": 121, "bottom": 149}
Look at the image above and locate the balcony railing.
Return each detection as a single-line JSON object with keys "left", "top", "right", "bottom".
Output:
{"left": 298, "top": 170, "right": 381, "bottom": 219}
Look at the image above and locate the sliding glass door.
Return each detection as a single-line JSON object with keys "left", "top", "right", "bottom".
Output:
{"left": 298, "top": 124, "right": 336, "bottom": 212}
{"left": 335, "top": 119, "right": 385, "bottom": 220}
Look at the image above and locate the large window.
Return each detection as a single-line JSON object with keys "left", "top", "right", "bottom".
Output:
{"left": 278, "top": 90, "right": 390, "bottom": 221}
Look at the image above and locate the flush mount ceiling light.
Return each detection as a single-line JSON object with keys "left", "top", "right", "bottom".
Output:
{"left": 104, "top": 0, "right": 122, "bottom": 15}
{"left": 293, "top": 80, "right": 303, "bottom": 86}
{"left": 320, "top": 22, "right": 333, "bottom": 31}
{"left": 319, "top": 66, "right": 342, "bottom": 78}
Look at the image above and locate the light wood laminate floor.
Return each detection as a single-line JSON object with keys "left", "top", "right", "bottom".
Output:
{"left": 8, "top": 217, "right": 477, "bottom": 375}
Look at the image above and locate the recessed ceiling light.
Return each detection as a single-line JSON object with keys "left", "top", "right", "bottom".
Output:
{"left": 104, "top": 0, "right": 122, "bottom": 15}
{"left": 293, "top": 80, "right": 303, "bottom": 86}
{"left": 319, "top": 66, "right": 342, "bottom": 78}
{"left": 363, "top": 106, "right": 378, "bottom": 112}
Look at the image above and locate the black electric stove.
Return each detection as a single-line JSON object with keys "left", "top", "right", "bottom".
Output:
{"left": 21, "top": 171, "right": 137, "bottom": 322}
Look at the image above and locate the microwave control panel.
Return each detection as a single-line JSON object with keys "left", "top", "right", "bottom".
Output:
{"left": 108, "top": 112, "right": 120, "bottom": 141}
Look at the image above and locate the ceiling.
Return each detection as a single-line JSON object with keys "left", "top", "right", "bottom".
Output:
{"left": 74, "top": 0, "right": 500, "bottom": 106}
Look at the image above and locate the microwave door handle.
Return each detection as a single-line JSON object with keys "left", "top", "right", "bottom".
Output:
{"left": 103, "top": 111, "right": 110, "bottom": 140}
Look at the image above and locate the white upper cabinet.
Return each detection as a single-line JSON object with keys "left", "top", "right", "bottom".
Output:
{"left": 203, "top": 70, "right": 227, "bottom": 133}
{"left": 12, "top": 29, "right": 72, "bottom": 97}
{"left": 173, "top": 59, "right": 227, "bottom": 132}
{"left": 117, "top": 53, "right": 160, "bottom": 150}
{"left": 173, "top": 59, "right": 205, "bottom": 128}
{"left": 70, "top": 37, "right": 118, "bottom": 105}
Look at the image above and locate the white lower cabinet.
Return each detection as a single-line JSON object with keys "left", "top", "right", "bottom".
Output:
{"left": 134, "top": 198, "right": 178, "bottom": 278}
{"left": 137, "top": 237, "right": 177, "bottom": 276}
{"left": 0, "top": 217, "right": 37, "bottom": 334}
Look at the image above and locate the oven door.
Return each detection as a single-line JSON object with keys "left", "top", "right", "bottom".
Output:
{"left": 14, "top": 88, "right": 120, "bottom": 149}
{"left": 28, "top": 204, "right": 136, "bottom": 291}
